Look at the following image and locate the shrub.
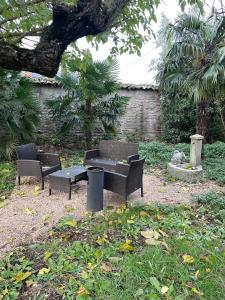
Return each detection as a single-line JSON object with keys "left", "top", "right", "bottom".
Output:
{"left": 0, "top": 68, "right": 40, "bottom": 160}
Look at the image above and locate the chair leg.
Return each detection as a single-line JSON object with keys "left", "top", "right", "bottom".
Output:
{"left": 125, "top": 195, "right": 128, "bottom": 208}
{"left": 49, "top": 188, "right": 52, "bottom": 196}
{"left": 141, "top": 185, "right": 144, "bottom": 197}
{"left": 41, "top": 178, "right": 44, "bottom": 190}
{"left": 18, "top": 176, "right": 21, "bottom": 185}
{"left": 68, "top": 186, "right": 72, "bottom": 200}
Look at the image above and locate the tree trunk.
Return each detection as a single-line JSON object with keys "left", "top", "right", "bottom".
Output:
{"left": 84, "top": 100, "right": 92, "bottom": 150}
{"left": 196, "top": 100, "right": 208, "bottom": 139}
{"left": 196, "top": 100, "right": 209, "bottom": 158}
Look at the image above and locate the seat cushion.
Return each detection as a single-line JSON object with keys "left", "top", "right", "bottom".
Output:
{"left": 85, "top": 158, "right": 117, "bottom": 171}
{"left": 42, "top": 165, "right": 61, "bottom": 176}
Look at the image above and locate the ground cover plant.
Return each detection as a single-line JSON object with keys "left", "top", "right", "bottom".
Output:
{"left": 0, "top": 201, "right": 224, "bottom": 300}
{"left": 139, "top": 141, "right": 225, "bottom": 185}
{"left": 0, "top": 162, "right": 15, "bottom": 200}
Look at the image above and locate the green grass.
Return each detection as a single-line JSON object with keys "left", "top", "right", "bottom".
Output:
{"left": 0, "top": 162, "right": 15, "bottom": 199}
{"left": 0, "top": 203, "right": 224, "bottom": 299}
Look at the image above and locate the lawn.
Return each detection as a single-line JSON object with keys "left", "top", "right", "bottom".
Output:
{"left": 0, "top": 199, "right": 224, "bottom": 299}
{"left": 0, "top": 142, "right": 225, "bottom": 299}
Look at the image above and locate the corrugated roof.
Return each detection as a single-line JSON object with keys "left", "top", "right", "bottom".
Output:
{"left": 28, "top": 76, "right": 158, "bottom": 90}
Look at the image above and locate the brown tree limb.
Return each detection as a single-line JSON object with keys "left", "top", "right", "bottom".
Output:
{"left": 0, "top": 0, "right": 130, "bottom": 77}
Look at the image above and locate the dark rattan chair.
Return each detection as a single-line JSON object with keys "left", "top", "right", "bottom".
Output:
{"left": 16, "top": 143, "right": 61, "bottom": 189}
{"left": 104, "top": 158, "right": 145, "bottom": 206}
{"left": 84, "top": 140, "right": 139, "bottom": 171}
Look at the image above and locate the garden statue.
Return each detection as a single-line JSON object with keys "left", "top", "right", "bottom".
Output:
{"left": 171, "top": 150, "right": 186, "bottom": 165}
{"left": 167, "top": 134, "right": 204, "bottom": 183}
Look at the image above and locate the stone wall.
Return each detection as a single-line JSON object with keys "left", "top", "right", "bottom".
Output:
{"left": 32, "top": 81, "right": 161, "bottom": 144}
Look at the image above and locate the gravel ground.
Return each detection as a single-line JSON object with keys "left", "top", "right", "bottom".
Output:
{"left": 0, "top": 173, "right": 221, "bottom": 258}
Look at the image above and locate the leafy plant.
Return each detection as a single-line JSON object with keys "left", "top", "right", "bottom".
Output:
{"left": 0, "top": 162, "right": 15, "bottom": 199}
{"left": 0, "top": 68, "right": 40, "bottom": 159}
{"left": 47, "top": 52, "right": 129, "bottom": 149}
{"left": 159, "top": 13, "right": 225, "bottom": 140}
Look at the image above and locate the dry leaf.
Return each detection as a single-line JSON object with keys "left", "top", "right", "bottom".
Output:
{"left": 100, "top": 263, "right": 112, "bottom": 273}
{"left": 24, "top": 207, "right": 36, "bottom": 215}
{"left": 76, "top": 286, "right": 89, "bottom": 297}
{"left": 44, "top": 251, "right": 52, "bottom": 262}
{"left": 38, "top": 268, "right": 50, "bottom": 276}
{"left": 15, "top": 271, "right": 32, "bottom": 282}
{"left": 139, "top": 211, "right": 149, "bottom": 217}
{"left": 182, "top": 254, "right": 195, "bottom": 264}
{"left": 161, "top": 286, "right": 169, "bottom": 294}
{"left": 118, "top": 240, "right": 134, "bottom": 252}
{"left": 64, "top": 219, "right": 77, "bottom": 228}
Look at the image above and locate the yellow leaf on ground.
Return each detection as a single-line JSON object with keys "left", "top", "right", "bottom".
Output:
{"left": 38, "top": 268, "right": 50, "bottom": 276}
{"left": 25, "top": 280, "right": 34, "bottom": 287}
{"left": 118, "top": 240, "right": 134, "bottom": 252}
{"left": 155, "top": 214, "right": 163, "bottom": 221}
{"left": 161, "top": 286, "right": 169, "bottom": 294}
{"left": 15, "top": 271, "right": 32, "bottom": 282}
{"left": 139, "top": 211, "right": 149, "bottom": 217}
{"left": 34, "top": 186, "right": 40, "bottom": 192}
{"left": 100, "top": 263, "right": 112, "bottom": 273}
{"left": 195, "top": 270, "right": 200, "bottom": 278}
{"left": 141, "top": 230, "right": 160, "bottom": 240}
{"left": 24, "top": 207, "right": 36, "bottom": 215}
{"left": 127, "top": 219, "right": 134, "bottom": 224}
{"left": 16, "top": 191, "right": 26, "bottom": 197}
{"left": 76, "top": 286, "right": 89, "bottom": 297}
{"left": 145, "top": 238, "right": 162, "bottom": 246}
{"left": 64, "top": 219, "right": 77, "bottom": 228}
{"left": 192, "top": 287, "right": 203, "bottom": 296}
{"left": 0, "top": 202, "right": 6, "bottom": 209}
{"left": 182, "top": 254, "right": 195, "bottom": 264}
{"left": 96, "top": 236, "right": 109, "bottom": 245}
{"left": 44, "top": 251, "right": 53, "bottom": 262}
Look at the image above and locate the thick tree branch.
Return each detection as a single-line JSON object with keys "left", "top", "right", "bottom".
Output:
{"left": 0, "top": 0, "right": 130, "bottom": 77}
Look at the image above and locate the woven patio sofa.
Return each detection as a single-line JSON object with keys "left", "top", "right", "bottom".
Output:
{"left": 84, "top": 140, "right": 139, "bottom": 171}
{"left": 104, "top": 157, "right": 145, "bottom": 206}
{"left": 16, "top": 143, "right": 61, "bottom": 189}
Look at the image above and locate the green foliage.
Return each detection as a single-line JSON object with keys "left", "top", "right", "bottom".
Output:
{"left": 0, "top": 68, "right": 40, "bottom": 160}
{"left": 0, "top": 202, "right": 224, "bottom": 299}
{"left": 158, "top": 12, "right": 225, "bottom": 138}
{"left": 0, "top": 0, "right": 203, "bottom": 56}
{"left": 0, "top": 162, "right": 15, "bottom": 198}
{"left": 47, "top": 53, "right": 129, "bottom": 149}
{"left": 139, "top": 142, "right": 189, "bottom": 167}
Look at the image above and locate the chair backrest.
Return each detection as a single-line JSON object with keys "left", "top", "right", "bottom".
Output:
{"left": 99, "top": 140, "right": 139, "bottom": 161}
{"left": 127, "top": 158, "right": 145, "bottom": 193}
{"left": 16, "top": 143, "right": 38, "bottom": 160}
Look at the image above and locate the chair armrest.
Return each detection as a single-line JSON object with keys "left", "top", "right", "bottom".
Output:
{"left": 116, "top": 163, "right": 130, "bottom": 176}
{"left": 104, "top": 171, "right": 127, "bottom": 195}
{"left": 84, "top": 149, "right": 100, "bottom": 161}
{"left": 37, "top": 153, "right": 61, "bottom": 166}
{"left": 16, "top": 160, "right": 42, "bottom": 177}
{"left": 127, "top": 154, "right": 140, "bottom": 163}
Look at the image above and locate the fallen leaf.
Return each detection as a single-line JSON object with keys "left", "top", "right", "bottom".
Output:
{"left": 0, "top": 202, "right": 6, "bottom": 209}
{"left": 64, "top": 219, "right": 77, "bottom": 228}
{"left": 161, "top": 286, "right": 169, "bottom": 294}
{"left": 195, "top": 270, "right": 200, "bottom": 278}
{"left": 96, "top": 236, "right": 109, "bottom": 246}
{"left": 100, "top": 263, "right": 112, "bottom": 273}
{"left": 76, "top": 286, "right": 89, "bottom": 297}
{"left": 127, "top": 219, "right": 134, "bottom": 224}
{"left": 182, "top": 254, "right": 195, "bottom": 264}
{"left": 16, "top": 191, "right": 26, "bottom": 197}
{"left": 139, "top": 211, "right": 149, "bottom": 217}
{"left": 44, "top": 251, "right": 52, "bottom": 262}
{"left": 25, "top": 280, "right": 34, "bottom": 287}
{"left": 141, "top": 230, "right": 160, "bottom": 240}
{"left": 191, "top": 287, "right": 203, "bottom": 296}
{"left": 24, "top": 207, "right": 36, "bottom": 215}
{"left": 15, "top": 271, "right": 32, "bottom": 282}
{"left": 118, "top": 240, "right": 134, "bottom": 252}
{"left": 38, "top": 268, "right": 50, "bottom": 276}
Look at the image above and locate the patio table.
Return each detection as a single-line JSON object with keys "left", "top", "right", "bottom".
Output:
{"left": 48, "top": 166, "right": 87, "bottom": 200}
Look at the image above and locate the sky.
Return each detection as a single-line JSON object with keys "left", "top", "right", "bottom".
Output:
{"left": 77, "top": 0, "right": 181, "bottom": 85}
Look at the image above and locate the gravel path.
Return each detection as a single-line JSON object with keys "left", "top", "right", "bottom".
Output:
{"left": 0, "top": 173, "right": 221, "bottom": 258}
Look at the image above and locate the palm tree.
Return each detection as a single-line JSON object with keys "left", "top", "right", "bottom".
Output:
{"left": 47, "top": 54, "right": 129, "bottom": 149}
{"left": 160, "top": 13, "right": 225, "bottom": 140}
{"left": 0, "top": 68, "right": 39, "bottom": 159}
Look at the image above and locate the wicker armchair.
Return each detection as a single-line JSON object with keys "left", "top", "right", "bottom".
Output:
{"left": 16, "top": 143, "right": 61, "bottom": 189}
{"left": 104, "top": 158, "right": 145, "bottom": 206}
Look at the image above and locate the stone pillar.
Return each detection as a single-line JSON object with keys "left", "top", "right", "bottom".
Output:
{"left": 190, "top": 134, "right": 204, "bottom": 168}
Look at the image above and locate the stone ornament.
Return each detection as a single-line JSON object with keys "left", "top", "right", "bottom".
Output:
{"left": 171, "top": 150, "right": 186, "bottom": 165}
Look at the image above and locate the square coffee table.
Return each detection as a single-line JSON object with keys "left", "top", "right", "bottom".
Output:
{"left": 48, "top": 166, "right": 87, "bottom": 200}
